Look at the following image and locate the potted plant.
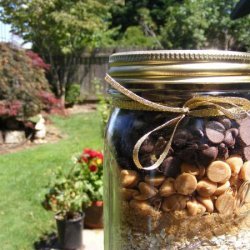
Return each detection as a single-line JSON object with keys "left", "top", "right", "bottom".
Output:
{"left": 43, "top": 165, "right": 91, "bottom": 249}
{"left": 77, "top": 148, "right": 104, "bottom": 229}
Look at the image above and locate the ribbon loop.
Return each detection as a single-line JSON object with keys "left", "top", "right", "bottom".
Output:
{"left": 133, "top": 115, "right": 185, "bottom": 171}
{"left": 105, "top": 74, "right": 250, "bottom": 171}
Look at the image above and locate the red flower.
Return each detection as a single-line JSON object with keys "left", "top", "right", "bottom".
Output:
{"left": 89, "top": 151, "right": 98, "bottom": 158}
{"left": 95, "top": 152, "right": 103, "bottom": 160}
{"left": 83, "top": 148, "right": 103, "bottom": 161}
{"left": 89, "top": 165, "right": 98, "bottom": 172}
{"left": 83, "top": 148, "right": 92, "bottom": 155}
{"left": 91, "top": 151, "right": 103, "bottom": 160}
{"left": 81, "top": 156, "right": 88, "bottom": 163}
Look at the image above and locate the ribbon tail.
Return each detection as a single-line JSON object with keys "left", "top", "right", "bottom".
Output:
{"left": 133, "top": 114, "right": 185, "bottom": 171}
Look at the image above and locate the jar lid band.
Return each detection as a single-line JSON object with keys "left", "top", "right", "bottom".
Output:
{"left": 108, "top": 50, "right": 250, "bottom": 87}
{"left": 109, "top": 50, "right": 250, "bottom": 64}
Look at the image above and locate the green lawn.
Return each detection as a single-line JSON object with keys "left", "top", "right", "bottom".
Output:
{"left": 0, "top": 112, "right": 102, "bottom": 250}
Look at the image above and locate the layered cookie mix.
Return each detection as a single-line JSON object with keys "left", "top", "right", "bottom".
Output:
{"left": 114, "top": 115, "right": 250, "bottom": 249}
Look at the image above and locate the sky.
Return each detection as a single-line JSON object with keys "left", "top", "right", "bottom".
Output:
{"left": 0, "top": 21, "right": 11, "bottom": 41}
{"left": 0, "top": 21, "right": 31, "bottom": 48}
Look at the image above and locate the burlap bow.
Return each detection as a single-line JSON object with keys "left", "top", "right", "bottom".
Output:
{"left": 105, "top": 74, "right": 250, "bottom": 171}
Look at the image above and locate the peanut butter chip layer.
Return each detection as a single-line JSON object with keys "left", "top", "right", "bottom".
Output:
{"left": 215, "top": 193, "right": 235, "bottom": 214}
{"left": 159, "top": 178, "right": 176, "bottom": 197}
{"left": 196, "top": 178, "right": 217, "bottom": 197}
{"left": 239, "top": 161, "right": 250, "bottom": 181}
{"left": 133, "top": 182, "right": 158, "bottom": 200}
{"left": 226, "top": 155, "right": 243, "bottom": 175}
{"left": 122, "top": 188, "right": 139, "bottom": 201}
{"left": 180, "top": 163, "right": 200, "bottom": 176}
{"left": 197, "top": 196, "right": 214, "bottom": 213}
{"left": 207, "top": 161, "right": 231, "bottom": 183}
{"left": 120, "top": 151, "right": 249, "bottom": 217}
{"left": 162, "top": 194, "right": 188, "bottom": 212}
{"left": 121, "top": 170, "right": 139, "bottom": 188}
{"left": 145, "top": 175, "right": 165, "bottom": 187}
{"left": 214, "top": 181, "right": 230, "bottom": 196}
{"left": 174, "top": 173, "right": 197, "bottom": 195}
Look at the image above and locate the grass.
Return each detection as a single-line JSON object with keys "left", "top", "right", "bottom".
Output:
{"left": 0, "top": 112, "right": 103, "bottom": 250}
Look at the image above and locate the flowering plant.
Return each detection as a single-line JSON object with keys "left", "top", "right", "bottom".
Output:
{"left": 42, "top": 165, "right": 91, "bottom": 220}
{"left": 78, "top": 148, "right": 104, "bottom": 203}
{"left": 42, "top": 148, "right": 103, "bottom": 219}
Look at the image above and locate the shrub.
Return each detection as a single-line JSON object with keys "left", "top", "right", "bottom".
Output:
{"left": 65, "top": 83, "right": 81, "bottom": 106}
{"left": 0, "top": 43, "right": 57, "bottom": 118}
{"left": 42, "top": 148, "right": 104, "bottom": 219}
{"left": 26, "top": 50, "right": 50, "bottom": 71}
{"left": 0, "top": 100, "right": 22, "bottom": 117}
{"left": 37, "top": 91, "right": 63, "bottom": 114}
{"left": 43, "top": 166, "right": 91, "bottom": 219}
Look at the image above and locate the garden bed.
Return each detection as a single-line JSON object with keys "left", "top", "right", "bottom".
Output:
{"left": 0, "top": 103, "right": 97, "bottom": 155}
{"left": 0, "top": 122, "right": 64, "bottom": 155}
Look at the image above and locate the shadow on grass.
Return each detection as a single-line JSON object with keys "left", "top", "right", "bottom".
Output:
{"left": 34, "top": 231, "right": 60, "bottom": 250}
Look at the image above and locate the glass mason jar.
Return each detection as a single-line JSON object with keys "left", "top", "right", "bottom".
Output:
{"left": 104, "top": 50, "right": 250, "bottom": 250}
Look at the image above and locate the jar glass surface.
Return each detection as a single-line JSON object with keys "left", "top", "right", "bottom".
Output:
{"left": 104, "top": 51, "right": 250, "bottom": 250}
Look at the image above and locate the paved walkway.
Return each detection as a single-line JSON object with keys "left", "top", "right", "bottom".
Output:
{"left": 83, "top": 230, "right": 104, "bottom": 250}
{"left": 35, "top": 229, "right": 104, "bottom": 250}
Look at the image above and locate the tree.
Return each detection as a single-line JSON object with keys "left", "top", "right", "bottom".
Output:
{"left": 119, "top": 26, "right": 158, "bottom": 48}
{"left": 161, "top": 0, "right": 250, "bottom": 50}
{"left": 204, "top": 0, "right": 250, "bottom": 50}
{"left": 111, "top": 0, "right": 250, "bottom": 51}
{"left": 0, "top": 43, "right": 55, "bottom": 118}
{"left": 0, "top": 0, "right": 116, "bottom": 104}
{"left": 110, "top": 0, "right": 173, "bottom": 48}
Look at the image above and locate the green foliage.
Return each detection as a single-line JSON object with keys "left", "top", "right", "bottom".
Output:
{"left": 77, "top": 148, "right": 104, "bottom": 202}
{"left": 160, "top": 1, "right": 209, "bottom": 49}
{"left": 0, "top": 0, "right": 117, "bottom": 100}
{"left": 65, "top": 83, "right": 81, "bottom": 105}
{"left": 203, "top": 0, "right": 250, "bottom": 50}
{"left": 0, "top": 43, "right": 51, "bottom": 118}
{"left": 110, "top": 1, "right": 165, "bottom": 48}
{"left": 43, "top": 165, "right": 91, "bottom": 219}
{"left": 160, "top": 0, "right": 250, "bottom": 50}
{"left": 111, "top": 0, "right": 250, "bottom": 50}
{"left": 0, "top": 0, "right": 114, "bottom": 54}
{"left": 94, "top": 78, "right": 111, "bottom": 135}
{"left": 120, "top": 26, "right": 158, "bottom": 48}
{"left": 43, "top": 147, "right": 103, "bottom": 219}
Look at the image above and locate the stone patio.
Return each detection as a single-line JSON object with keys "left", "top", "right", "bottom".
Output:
{"left": 35, "top": 229, "right": 103, "bottom": 250}
{"left": 83, "top": 229, "right": 104, "bottom": 250}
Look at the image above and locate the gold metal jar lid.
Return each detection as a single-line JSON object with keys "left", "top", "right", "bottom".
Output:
{"left": 108, "top": 50, "right": 250, "bottom": 89}
{"left": 109, "top": 50, "right": 250, "bottom": 64}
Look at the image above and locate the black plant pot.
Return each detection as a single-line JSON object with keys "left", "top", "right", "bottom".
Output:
{"left": 56, "top": 213, "right": 84, "bottom": 250}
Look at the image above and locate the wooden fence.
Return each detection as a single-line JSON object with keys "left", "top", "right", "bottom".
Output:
{"left": 70, "top": 47, "right": 148, "bottom": 100}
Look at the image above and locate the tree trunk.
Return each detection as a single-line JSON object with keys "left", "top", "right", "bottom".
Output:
{"left": 224, "top": 30, "right": 229, "bottom": 50}
{"left": 58, "top": 72, "right": 66, "bottom": 107}
{"left": 59, "top": 54, "right": 75, "bottom": 107}
{"left": 54, "top": 74, "right": 61, "bottom": 97}
{"left": 60, "top": 84, "right": 66, "bottom": 107}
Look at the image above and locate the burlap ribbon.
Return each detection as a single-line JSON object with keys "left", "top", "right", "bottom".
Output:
{"left": 105, "top": 74, "right": 250, "bottom": 171}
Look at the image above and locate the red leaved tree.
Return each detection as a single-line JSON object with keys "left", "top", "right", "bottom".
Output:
{"left": 0, "top": 43, "right": 61, "bottom": 119}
